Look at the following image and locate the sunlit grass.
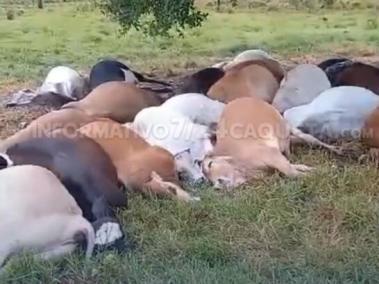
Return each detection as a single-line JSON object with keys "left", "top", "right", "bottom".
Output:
{"left": 0, "top": 4, "right": 377, "bottom": 85}
{"left": 1, "top": 4, "right": 379, "bottom": 283}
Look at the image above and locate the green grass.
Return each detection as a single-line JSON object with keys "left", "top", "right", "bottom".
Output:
{"left": 0, "top": 4, "right": 378, "bottom": 85}
{"left": 1, "top": 4, "right": 379, "bottom": 283}
{"left": 2, "top": 149, "right": 379, "bottom": 283}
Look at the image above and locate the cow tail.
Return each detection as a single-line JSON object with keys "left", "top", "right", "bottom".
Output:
{"left": 83, "top": 220, "right": 96, "bottom": 259}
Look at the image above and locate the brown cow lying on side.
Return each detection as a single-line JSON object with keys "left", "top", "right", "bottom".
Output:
{"left": 78, "top": 119, "right": 199, "bottom": 202}
{"left": 328, "top": 62, "right": 379, "bottom": 95}
{"left": 0, "top": 108, "right": 95, "bottom": 152}
{"left": 223, "top": 58, "right": 285, "bottom": 83}
{"left": 207, "top": 59, "right": 284, "bottom": 104}
{"left": 63, "top": 81, "right": 162, "bottom": 123}
{"left": 202, "top": 97, "right": 339, "bottom": 189}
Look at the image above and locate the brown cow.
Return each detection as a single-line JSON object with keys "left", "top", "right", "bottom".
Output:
{"left": 362, "top": 106, "right": 379, "bottom": 148}
{"left": 207, "top": 59, "right": 283, "bottom": 104}
{"left": 0, "top": 108, "right": 95, "bottom": 152}
{"left": 0, "top": 165, "right": 95, "bottom": 269}
{"left": 63, "top": 82, "right": 162, "bottom": 123}
{"left": 78, "top": 119, "right": 199, "bottom": 202}
{"left": 202, "top": 97, "right": 339, "bottom": 189}
{"left": 331, "top": 62, "right": 379, "bottom": 95}
{"left": 361, "top": 106, "right": 379, "bottom": 164}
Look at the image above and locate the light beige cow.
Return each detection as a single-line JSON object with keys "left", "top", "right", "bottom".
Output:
{"left": 226, "top": 49, "right": 275, "bottom": 68}
{"left": 0, "top": 165, "right": 95, "bottom": 269}
{"left": 202, "top": 97, "right": 339, "bottom": 189}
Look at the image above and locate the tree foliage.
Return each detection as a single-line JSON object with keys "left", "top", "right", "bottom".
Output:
{"left": 98, "top": 0, "right": 208, "bottom": 36}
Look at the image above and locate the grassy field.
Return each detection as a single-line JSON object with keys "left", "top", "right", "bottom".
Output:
{"left": 1, "top": 3, "right": 379, "bottom": 283}
{"left": 0, "top": 3, "right": 378, "bottom": 86}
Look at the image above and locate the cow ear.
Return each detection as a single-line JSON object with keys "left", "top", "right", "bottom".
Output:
{"left": 0, "top": 156, "right": 6, "bottom": 170}
{"left": 0, "top": 153, "right": 13, "bottom": 170}
{"left": 209, "top": 122, "right": 218, "bottom": 134}
{"left": 174, "top": 148, "right": 190, "bottom": 158}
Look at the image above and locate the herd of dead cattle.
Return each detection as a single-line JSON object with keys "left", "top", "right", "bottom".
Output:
{"left": 1, "top": 49, "right": 379, "bottom": 270}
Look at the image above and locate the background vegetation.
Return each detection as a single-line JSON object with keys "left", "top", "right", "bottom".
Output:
{"left": 0, "top": 1, "right": 378, "bottom": 283}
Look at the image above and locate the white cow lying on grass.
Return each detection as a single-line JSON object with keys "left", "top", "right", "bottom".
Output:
{"left": 284, "top": 86, "right": 379, "bottom": 141}
{"left": 0, "top": 165, "right": 95, "bottom": 270}
{"left": 6, "top": 66, "right": 89, "bottom": 108}
{"left": 160, "top": 93, "right": 225, "bottom": 127}
{"left": 38, "top": 66, "right": 88, "bottom": 100}
{"left": 132, "top": 106, "right": 214, "bottom": 184}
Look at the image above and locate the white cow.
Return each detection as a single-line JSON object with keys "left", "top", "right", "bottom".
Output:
{"left": 133, "top": 106, "right": 213, "bottom": 183}
{"left": 161, "top": 93, "right": 225, "bottom": 126}
{"left": 272, "top": 64, "right": 331, "bottom": 113}
{"left": 38, "top": 66, "right": 88, "bottom": 101}
{"left": 0, "top": 165, "right": 95, "bottom": 269}
{"left": 284, "top": 86, "right": 379, "bottom": 141}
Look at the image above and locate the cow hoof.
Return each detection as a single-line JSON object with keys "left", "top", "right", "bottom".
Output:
{"left": 190, "top": 196, "right": 201, "bottom": 202}
{"left": 290, "top": 164, "right": 313, "bottom": 177}
{"left": 95, "top": 222, "right": 123, "bottom": 246}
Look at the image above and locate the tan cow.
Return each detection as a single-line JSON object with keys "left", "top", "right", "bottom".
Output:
{"left": 207, "top": 59, "right": 284, "bottom": 104}
{"left": 224, "top": 58, "right": 285, "bottom": 83}
{"left": 202, "top": 97, "right": 339, "bottom": 189}
{"left": 63, "top": 81, "right": 162, "bottom": 123}
{"left": 0, "top": 108, "right": 95, "bottom": 152}
{"left": 78, "top": 119, "right": 199, "bottom": 202}
{"left": 362, "top": 106, "right": 379, "bottom": 147}
{"left": 361, "top": 106, "right": 379, "bottom": 164}
{"left": 0, "top": 165, "right": 95, "bottom": 269}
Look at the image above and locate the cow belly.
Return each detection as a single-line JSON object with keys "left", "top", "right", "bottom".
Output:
{"left": 0, "top": 214, "right": 77, "bottom": 257}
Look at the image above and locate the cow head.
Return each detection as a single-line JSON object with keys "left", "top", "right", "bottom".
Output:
{"left": 174, "top": 148, "right": 206, "bottom": 185}
{"left": 202, "top": 155, "right": 246, "bottom": 190}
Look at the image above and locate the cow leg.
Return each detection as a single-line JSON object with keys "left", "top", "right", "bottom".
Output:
{"left": 91, "top": 196, "right": 117, "bottom": 221}
{"left": 165, "top": 186, "right": 200, "bottom": 202}
{"left": 0, "top": 250, "right": 9, "bottom": 269}
{"left": 141, "top": 185, "right": 183, "bottom": 201}
{"left": 141, "top": 180, "right": 200, "bottom": 202}
{"left": 91, "top": 198, "right": 124, "bottom": 249}
{"left": 359, "top": 148, "right": 379, "bottom": 166}
{"left": 290, "top": 127, "right": 342, "bottom": 154}
{"left": 36, "top": 243, "right": 77, "bottom": 261}
{"left": 264, "top": 148, "right": 313, "bottom": 177}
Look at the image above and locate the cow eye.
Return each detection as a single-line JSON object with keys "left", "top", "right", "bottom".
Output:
{"left": 195, "top": 160, "right": 202, "bottom": 167}
{"left": 207, "top": 161, "right": 213, "bottom": 168}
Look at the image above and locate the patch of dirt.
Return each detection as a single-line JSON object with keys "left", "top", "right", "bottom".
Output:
{"left": 0, "top": 100, "right": 47, "bottom": 139}
{"left": 0, "top": 80, "right": 36, "bottom": 95}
